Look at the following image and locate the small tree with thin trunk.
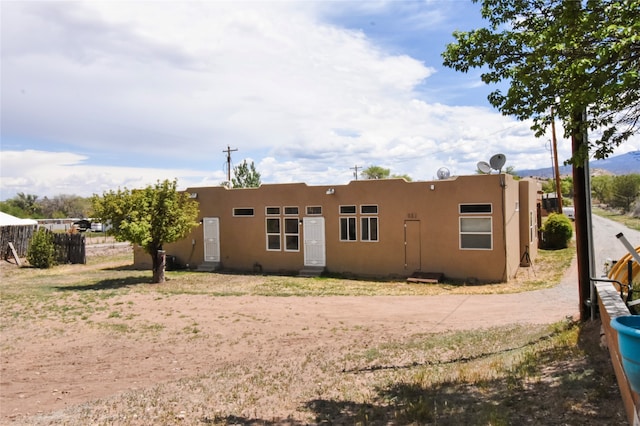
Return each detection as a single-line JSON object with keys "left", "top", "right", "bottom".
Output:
{"left": 92, "top": 179, "right": 199, "bottom": 283}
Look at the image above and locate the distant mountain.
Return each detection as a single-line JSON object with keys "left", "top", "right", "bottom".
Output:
{"left": 517, "top": 150, "right": 640, "bottom": 178}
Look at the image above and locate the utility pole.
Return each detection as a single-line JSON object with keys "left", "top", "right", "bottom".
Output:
{"left": 351, "top": 165, "right": 361, "bottom": 180}
{"left": 571, "top": 108, "right": 594, "bottom": 321}
{"left": 551, "top": 107, "right": 563, "bottom": 213}
{"left": 223, "top": 145, "right": 238, "bottom": 182}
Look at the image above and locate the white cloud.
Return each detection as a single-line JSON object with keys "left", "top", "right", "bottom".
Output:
{"left": 1, "top": 1, "right": 637, "bottom": 201}
{"left": 0, "top": 150, "right": 220, "bottom": 199}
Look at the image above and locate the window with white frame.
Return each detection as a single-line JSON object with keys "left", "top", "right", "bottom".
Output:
{"left": 233, "top": 207, "right": 254, "bottom": 216}
{"left": 339, "top": 205, "right": 357, "bottom": 241}
{"left": 361, "top": 217, "right": 378, "bottom": 241}
{"left": 360, "top": 205, "right": 378, "bottom": 242}
{"left": 266, "top": 217, "right": 281, "bottom": 250}
{"left": 459, "top": 217, "right": 492, "bottom": 250}
{"left": 284, "top": 218, "right": 299, "bottom": 251}
{"left": 459, "top": 204, "right": 492, "bottom": 214}
{"left": 266, "top": 206, "right": 280, "bottom": 215}
{"left": 306, "top": 206, "right": 322, "bottom": 215}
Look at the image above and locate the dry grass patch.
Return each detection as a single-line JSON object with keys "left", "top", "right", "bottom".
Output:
{"left": 2, "top": 243, "right": 626, "bottom": 426}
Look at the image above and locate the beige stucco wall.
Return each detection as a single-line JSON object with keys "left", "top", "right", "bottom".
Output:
{"left": 518, "top": 179, "right": 540, "bottom": 265}
{"left": 134, "top": 174, "right": 537, "bottom": 282}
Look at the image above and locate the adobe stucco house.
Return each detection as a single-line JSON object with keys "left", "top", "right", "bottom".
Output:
{"left": 134, "top": 174, "right": 539, "bottom": 283}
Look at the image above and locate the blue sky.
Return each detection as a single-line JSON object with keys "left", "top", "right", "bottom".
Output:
{"left": 1, "top": 0, "right": 638, "bottom": 200}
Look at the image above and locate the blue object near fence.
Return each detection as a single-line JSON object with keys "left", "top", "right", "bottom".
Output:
{"left": 611, "top": 315, "right": 640, "bottom": 394}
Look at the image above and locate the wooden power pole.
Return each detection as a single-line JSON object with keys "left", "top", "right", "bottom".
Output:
{"left": 551, "top": 108, "right": 563, "bottom": 213}
{"left": 351, "top": 165, "right": 361, "bottom": 180}
{"left": 223, "top": 145, "right": 238, "bottom": 182}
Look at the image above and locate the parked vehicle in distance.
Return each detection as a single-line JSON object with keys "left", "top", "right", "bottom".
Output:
{"left": 562, "top": 206, "right": 575, "bottom": 221}
{"left": 73, "top": 219, "right": 91, "bottom": 232}
{"left": 90, "top": 222, "right": 103, "bottom": 232}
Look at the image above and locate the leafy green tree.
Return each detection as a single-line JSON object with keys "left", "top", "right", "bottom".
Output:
{"left": 27, "top": 228, "right": 56, "bottom": 268}
{"left": 442, "top": 1, "right": 639, "bottom": 320}
{"left": 92, "top": 179, "right": 199, "bottom": 283}
{"left": 2, "top": 193, "right": 41, "bottom": 217}
{"left": 591, "top": 175, "right": 614, "bottom": 204}
{"left": 361, "top": 166, "right": 390, "bottom": 180}
{"left": 231, "top": 160, "right": 261, "bottom": 188}
{"left": 611, "top": 173, "right": 640, "bottom": 212}
{"left": 0, "top": 200, "right": 29, "bottom": 218}
{"left": 442, "top": 0, "right": 640, "bottom": 162}
{"left": 39, "top": 194, "right": 92, "bottom": 218}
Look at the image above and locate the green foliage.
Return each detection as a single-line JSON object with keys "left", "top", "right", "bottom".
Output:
{"left": 591, "top": 175, "right": 614, "bottom": 203}
{"left": 592, "top": 173, "right": 640, "bottom": 211}
{"left": 541, "top": 176, "right": 573, "bottom": 198}
{"left": 231, "top": 160, "right": 261, "bottom": 188}
{"left": 39, "top": 194, "right": 92, "bottom": 218}
{"left": 0, "top": 201, "right": 29, "bottom": 218}
{"left": 1, "top": 193, "right": 92, "bottom": 219}
{"left": 610, "top": 173, "right": 640, "bottom": 212}
{"left": 442, "top": 0, "right": 640, "bottom": 163}
{"left": 1, "top": 193, "right": 41, "bottom": 218}
{"left": 362, "top": 165, "right": 391, "bottom": 180}
{"left": 541, "top": 213, "right": 573, "bottom": 249}
{"left": 505, "top": 165, "right": 521, "bottom": 180}
{"left": 391, "top": 173, "right": 413, "bottom": 181}
{"left": 27, "top": 228, "right": 56, "bottom": 268}
{"left": 91, "top": 179, "right": 199, "bottom": 282}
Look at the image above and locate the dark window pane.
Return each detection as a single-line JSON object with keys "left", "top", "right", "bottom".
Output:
{"left": 266, "top": 218, "right": 280, "bottom": 233}
{"left": 370, "top": 218, "right": 378, "bottom": 241}
{"left": 285, "top": 235, "right": 299, "bottom": 250}
{"left": 267, "top": 235, "right": 280, "bottom": 250}
{"left": 348, "top": 217, "right": 356, "bottom": 240}
{"left": 340, "top": 205, "right": 356, "bottom": 214}
{"left": 233, "top": 208, "right": 254, "bottom": 216}
{"left": 284, "top": 218, "right": 299, "bottom": 233}
{"left": 461, "top": 234, "right": 491, "bottom": 249}
{"left": 460, "top": 204, "right": 492, "bottom": 214}
{"left": 361, "top": 205, "right": 378, "bottom": 214}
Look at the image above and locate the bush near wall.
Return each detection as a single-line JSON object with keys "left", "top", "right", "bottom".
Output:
{"left": 541, "top": 213, "right": 573, "bottom": 249}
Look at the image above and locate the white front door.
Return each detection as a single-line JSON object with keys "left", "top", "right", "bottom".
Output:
{"left": 203, "top": 217, "right": 220, "bottom": 262}
{"left": 303, "top": 217, "right": 325, "bottom": 267}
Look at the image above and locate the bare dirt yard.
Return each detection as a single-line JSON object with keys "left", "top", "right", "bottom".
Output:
{"left": 0, "top": 243, "right": 627, "bottom": 425}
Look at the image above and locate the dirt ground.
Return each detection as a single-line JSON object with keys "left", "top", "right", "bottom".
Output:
{"left": 0, "top": 244, "right": 625, "bottom": 425}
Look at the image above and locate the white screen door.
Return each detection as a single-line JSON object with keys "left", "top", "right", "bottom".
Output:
{"left": 303, "top": 217, "right": 325, "bottom": 267}
{"left": 203, "top": 217, "right": 220, "bottom": 262}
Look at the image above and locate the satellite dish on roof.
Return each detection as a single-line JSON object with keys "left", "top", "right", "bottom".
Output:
{"left": 489, "top": 153, "right": 506, "bottom": 172}
{"left": 436, "top": 167, "right": 451, "bottom": 180}
{"left": 477, "top": 161, "right": 492, "bottom": 174}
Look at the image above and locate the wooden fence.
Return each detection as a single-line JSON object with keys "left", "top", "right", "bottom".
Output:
{"left": 52, "top": 233, "right": 86, "bottom": 264}
{"left": 1, "top": 225, "right": 37, "bottom": 258}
